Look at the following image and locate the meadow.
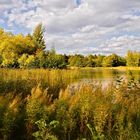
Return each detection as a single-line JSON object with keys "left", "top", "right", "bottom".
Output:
{"left": 0, "top": 68, "right": 140, "bottom": 140}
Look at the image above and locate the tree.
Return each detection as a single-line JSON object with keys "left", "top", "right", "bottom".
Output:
{"left": 32, "top": 23, "right": 46, "bottom": 52}
{"left": 12, "top": 34, "right": 36, "bottom": 55}
{"left": 45, "top": 49, "right": 67, "bottom": 69}
{"left": 126, "top": 51, "right": 140, "bottom": 67}
{"left": 18, "top": 54, "right": 28, "bottom": 68}
{"left": 18, "top": 54, "right": 37, "bottom": 68}
{"left": 102, "top": 53, "right": 125, "bottom": 67}
{"left": 36, "top": 51, "right": 46, "bottom": 68}
{"left": 102, "top": 56, "right": 112, "bottom": 67}
{"left": 95, "top": 55, "right": 105, "bottom": 67}
{"left": 0, "top": 28, "right": 12, "bottom": 45}
{"left": 68, "top": 54, "right": 85, "bottom": 67}
{"left": 26, "top": 55, "right": 37, "bottom": 68}
{"left": 0, "top": 55, "right": 2, "bottom": 65}
{"left": 0, "top": 40, "right": 18, "bottom": 68}
{"left": 84, "top": 55, "right": 95, "bottom": 67}
{"left": 0, "top": 28, "right": 4, "bottom": 36}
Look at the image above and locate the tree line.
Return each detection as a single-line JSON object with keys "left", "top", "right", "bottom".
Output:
{"left": 0, "top": 24, "right": 140, "bottom": 68}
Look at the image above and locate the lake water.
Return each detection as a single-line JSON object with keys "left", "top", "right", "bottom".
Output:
{"left": 73, "top": 68, "right": 140, "bottom": 86}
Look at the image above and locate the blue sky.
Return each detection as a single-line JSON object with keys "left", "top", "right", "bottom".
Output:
{"left": 0, "top": 0, "right": 140, "bottom": 55}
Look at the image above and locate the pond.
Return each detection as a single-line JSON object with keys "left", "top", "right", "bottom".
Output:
{"left": 73, "top": 68, "right": 140, "bottom": 84}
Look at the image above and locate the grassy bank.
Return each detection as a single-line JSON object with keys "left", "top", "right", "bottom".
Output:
{"left": 70, "top": 66, "right": 140, "bottom": 70}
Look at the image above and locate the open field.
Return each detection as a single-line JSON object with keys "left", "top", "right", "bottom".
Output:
{"left": 0, "top": 68, "right": 140, "bottom": 140}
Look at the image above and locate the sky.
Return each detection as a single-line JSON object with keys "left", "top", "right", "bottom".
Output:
{"left": 0, "top": 0, "right": 140, "bottom": 56}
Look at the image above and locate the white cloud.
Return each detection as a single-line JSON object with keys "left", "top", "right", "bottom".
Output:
{"left": 0, "top": 0, "right": 140, "bottom": 55}
{"left": 99, "top": 35, "right": 140, "bottom": 55}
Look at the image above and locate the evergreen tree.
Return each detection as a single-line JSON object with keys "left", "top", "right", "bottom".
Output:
{"left": 32, "top": 23, "right": 46, "bottom": 52}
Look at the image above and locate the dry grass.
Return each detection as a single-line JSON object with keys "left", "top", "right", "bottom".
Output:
{"left": 0, "top": 68, "right": 140, "bottom": 139}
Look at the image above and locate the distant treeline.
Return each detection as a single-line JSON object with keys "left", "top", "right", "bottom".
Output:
{"left": 0, "top": 24, "right": 140, "bottom": 68}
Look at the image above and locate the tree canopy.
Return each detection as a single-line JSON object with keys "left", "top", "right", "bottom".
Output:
{"left": 0, "top": 25, "right": 139, "bottom": 68}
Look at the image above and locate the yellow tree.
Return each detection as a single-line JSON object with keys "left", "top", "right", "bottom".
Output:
{"left": 0, "top": 40, "right": 18, "bottom": 67}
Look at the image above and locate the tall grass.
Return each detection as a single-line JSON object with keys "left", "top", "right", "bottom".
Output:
{"left": 0, "top": 69, "right": 140, "bottom": 139}
{"left": 0, "top": 69, "right": 82, "bottom": 98}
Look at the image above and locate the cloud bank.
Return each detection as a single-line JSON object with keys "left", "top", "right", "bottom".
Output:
{"left": 0, "top": 0, "right": 140, "bottom": 55}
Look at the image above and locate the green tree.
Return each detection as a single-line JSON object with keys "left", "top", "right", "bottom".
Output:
{"left": 68, "top": 54, "right": 85, "bottom": 67}
{"left": 45, "top": 49, "right": 67, "bottom": 69}
{"left": 102, "top": 53, "right": 125, "bottom": 67}
{"left": 84, "top": 55, "right": 95, "bottom": 67}
{"left": 32, "top": 23, "right": 46, "bottom": 52}
{"left": 36, "top": 51, "right": 46, "bottom": 68}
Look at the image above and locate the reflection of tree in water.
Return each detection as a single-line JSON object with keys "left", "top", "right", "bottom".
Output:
{"left": 70, "top": 69, "right": 140, "bottom": 87}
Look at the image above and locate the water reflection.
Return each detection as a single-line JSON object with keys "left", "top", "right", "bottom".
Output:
{"left": 77, "top": 68, "right": 140, "bottom": 83}
{"left": 68, "top": 68, "right": 140, "bottom": 91}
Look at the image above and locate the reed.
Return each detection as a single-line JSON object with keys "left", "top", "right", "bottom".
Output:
{"left": 0, "top": 68, "right": 140, "bottom": 139}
